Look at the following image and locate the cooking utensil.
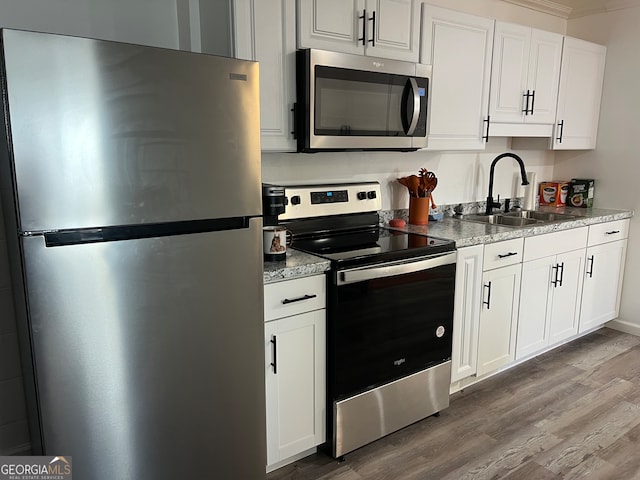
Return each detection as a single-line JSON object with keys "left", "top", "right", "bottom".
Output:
{"left": 399, "top": 169, "right": 438, "bottom": 198}
{"left": 398, "top": 175, "right": 421, "bottom": 197}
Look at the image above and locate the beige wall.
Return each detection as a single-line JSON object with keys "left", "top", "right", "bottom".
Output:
{"left": 554, "top": 6, "right": 640, "bottom": 334}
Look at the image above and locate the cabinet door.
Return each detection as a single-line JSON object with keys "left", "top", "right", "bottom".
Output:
{"left": 421, "top": 6, "right": 493, "bottom": 150}
{"left": 451, "top": 245, "right": 484, "bottom": 382}
{"left": 526, "top": 28, "right": 563, "bottom": 124}
{"left": 489, "top": 22, "right": 531, "bottom": 124}
{"left": 579, "top": 240, "right": 627, "bottom": 332}
{"left": 297, "top": 0, "right": 365, "bottom": 55}
{"left": 553, "top": 37, "right": 606, "bottom": 150}
{"left": 366, "top": 0, "right": 420, "bottom": 61}
{"left": 477, "top": 264, "right": 521, "bottom": 376}
{"left": 233, "top": 0, "right": 297, "bottom": 151}
{"left": 548, "top": 249, "right": 585, "bottom": 343}
{"left": 516, "top": 256, "right": 553, "bottom": 360}
{"left": 265, "top": 310, "right": 326, "bottom": 467}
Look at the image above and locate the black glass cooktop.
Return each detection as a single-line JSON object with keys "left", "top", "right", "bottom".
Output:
{"left": 291, "top": 226, "right": 455, "bottom": 269}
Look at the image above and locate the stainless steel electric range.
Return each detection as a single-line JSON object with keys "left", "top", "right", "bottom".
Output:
{"left": 277, "top": 182, "right": 457, "bottom": 459}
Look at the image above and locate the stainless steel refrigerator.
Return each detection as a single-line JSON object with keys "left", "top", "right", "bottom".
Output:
{"left": 0, "top": 29, "right": 266, "bottom": 479}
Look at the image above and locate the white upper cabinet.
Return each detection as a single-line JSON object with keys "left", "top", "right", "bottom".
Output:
{"left": 421, "top": 5, "right": 494, "bottom": 150}
{"left": 489, "top": 22, "right": 563, "bottom": 137}
{"left": 552, "top": 37, "right": 607, "bottom": 150}
{"left": 233, "top": 0, "right": 297, "bottom": 151}
{"left": 297, "top": 0, "right": 421, "bottom": 62}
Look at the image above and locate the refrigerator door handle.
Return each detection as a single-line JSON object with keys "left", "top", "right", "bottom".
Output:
{"left": 41, "top": 217, "right": 255, "bottom": 247}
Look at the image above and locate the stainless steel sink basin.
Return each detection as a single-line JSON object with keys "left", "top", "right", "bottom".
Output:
{"left": 458, "top": 210, "right": 578, "bottom": 228}
{"left": 460, "top": 214, "right": 539, "bottom": 227}
{"left": 503, "top": 210, "right": 578, "bottom": 222}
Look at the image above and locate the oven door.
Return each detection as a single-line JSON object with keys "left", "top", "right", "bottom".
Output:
{"left": 328, "top": 251, "right": 456, "bottom": 400}
{"left": 297, "top": 49, "right": 430, "bottom": 152}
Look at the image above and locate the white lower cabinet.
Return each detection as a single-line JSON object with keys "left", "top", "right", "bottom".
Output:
{"left": 264, "top": 276, "right": 326, "bottom": 471}
{"left": 476, "top": 238, "right": 523, "bottom": 377}
{"left": 579, "top": 221, "right": 629, "bottom": 332}
{"left": 516, "top": 249, "right": 586, "bottom": 359}
{"left": 516, "top": 227, "right": 588, "bottom": 359}
{"left": 451, "top": 245, "right": 484, "bottom": 382}
{"left": 451, "top": 219, "right": 629, "bottom": 391}
{"left": 477, "top": 263, "right": 521, "bottom": 376}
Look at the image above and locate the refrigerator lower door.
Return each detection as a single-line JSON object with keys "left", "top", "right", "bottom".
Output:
{"left": 20, "top": 218, "right": 265, "bottom": 479}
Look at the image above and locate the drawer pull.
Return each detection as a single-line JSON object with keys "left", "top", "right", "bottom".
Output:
{"left": 558, "top": 262, "right": 564, "bottom": 287}
{"left": 270, "top": 335, "right": 277, "bottom": 374}
{"left": 483, "top": 281, "right": 492, "bottom": 310}
{"left": 498, "top": 252, "right": 518, "bottom": 259}
{"left": 605, "top": 230, "right": 620, "bottom": 235}
{"left": 587, "top": 255, "right": 595, "bottom": 278}
{"left": 281, "top": 294, "right": 317, "bottom": 305}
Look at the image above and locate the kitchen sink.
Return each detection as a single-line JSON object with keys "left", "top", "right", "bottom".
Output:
{"left": 458, "top": 210, "right": 578, "bottom": 228}
{"left": 502, "top": 210, "right": 578, "bottom": 222}
{"left": 460, "top": 214, "right": 539, "bottom": 227}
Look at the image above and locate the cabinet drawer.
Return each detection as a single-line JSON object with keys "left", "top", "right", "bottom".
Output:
{"left": 587, "top": 219, "right": 630, "bottom": 246}
{"left": 483, "top": 238, "right": 524, "bottom": 271}
{"left": 523, "top": 227, "right": 588, "bottom": 262}
{"left": 264, "top": 275, "right": 326, "bottom": 321}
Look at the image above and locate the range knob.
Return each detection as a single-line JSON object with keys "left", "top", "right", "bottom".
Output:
{"left": 357, "top": 191, "right": 367, "bottom": 200}
{"left": 367, "top": 191, "right": 377, "bottom": 199}
{"left": 290, "top": 195, "right": 301, "bottom": 205}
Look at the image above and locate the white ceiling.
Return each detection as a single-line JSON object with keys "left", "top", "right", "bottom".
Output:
{"left": 504, "top": 0, "right": 640, "bottom": 18}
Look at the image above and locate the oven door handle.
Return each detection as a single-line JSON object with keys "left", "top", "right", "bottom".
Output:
{"left": 337, "top": 251, "right": 457, "bottom": 285}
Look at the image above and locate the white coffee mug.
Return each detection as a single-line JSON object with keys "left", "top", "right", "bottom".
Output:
{"left": 560, "top": 185, "right": 569, "bottom": 204}
{"left": 263, "top": 226, "right": 290, "bottom": 261}
{"left": 543, "top": 186, "right": 556, "bottom": 203}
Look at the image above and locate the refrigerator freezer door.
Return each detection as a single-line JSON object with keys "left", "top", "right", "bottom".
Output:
{"left": 2, "top": 29, "right": 262, "bottom": 232}
{"left": 21, "top": 218, "right": 265, "bottom": 479}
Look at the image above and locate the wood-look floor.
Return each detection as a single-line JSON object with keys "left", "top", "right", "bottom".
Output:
{"left": 267, "top": 328, "right": 640, "bottom": 480}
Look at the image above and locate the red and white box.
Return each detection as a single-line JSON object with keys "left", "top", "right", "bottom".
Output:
{"left": 539, "top": 181, "right": 570, "bottom": 207}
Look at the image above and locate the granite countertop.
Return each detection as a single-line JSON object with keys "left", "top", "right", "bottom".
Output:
{"left": 263, "top": 249, "right": 331, "bottom": 284}
{"left": 387, "top": 206, "right": 633, "bottom": 248}
{"left": 262, "top": 206, "right": 633, "bottom": 283}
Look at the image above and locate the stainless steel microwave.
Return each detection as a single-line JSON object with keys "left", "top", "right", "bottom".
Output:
{"left": 295, "top": 49, "right": 431, "bottom": 152}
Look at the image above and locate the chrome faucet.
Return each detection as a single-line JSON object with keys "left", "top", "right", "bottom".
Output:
{"left": 485, "top": 153, "right": 529, "bottom": 215}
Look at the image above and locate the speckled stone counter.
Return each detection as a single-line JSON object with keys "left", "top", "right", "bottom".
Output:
{"left": 263, "top": 249, "right": 330, "bottom": 284}
{"left": 386, "top": 206, "right": 633, "bottom": 247}
{"left": 263, "top": 207, "right": 632, "bottom": 282}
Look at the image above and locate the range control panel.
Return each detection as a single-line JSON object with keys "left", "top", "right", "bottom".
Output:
{"left": 279, "top": 182, "right": 382, "bottom": 220}
{"left": 311, "top": 190, "right": 349, "bottom": 204}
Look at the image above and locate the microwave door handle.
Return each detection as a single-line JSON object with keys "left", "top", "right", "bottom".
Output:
{"left": 405, "top": 78, "right": 420, "bottom": 135}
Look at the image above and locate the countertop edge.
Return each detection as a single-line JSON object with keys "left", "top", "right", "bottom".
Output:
{"left": 262, "top": 208, "right": 633, "bottom": 283}
{"left": 263, "top": 249, "right": 331, "bottom": 284}
{"left": 391, "top": 208, "right": 633, "bottom": 248}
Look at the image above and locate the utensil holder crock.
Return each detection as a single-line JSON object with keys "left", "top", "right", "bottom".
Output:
{"left": 409, "top": 196, "right": 430, "bottom": 225}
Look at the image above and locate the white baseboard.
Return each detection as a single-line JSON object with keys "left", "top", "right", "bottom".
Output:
{"left": 606, "top": 319, "right": 640, "bottom": 337}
